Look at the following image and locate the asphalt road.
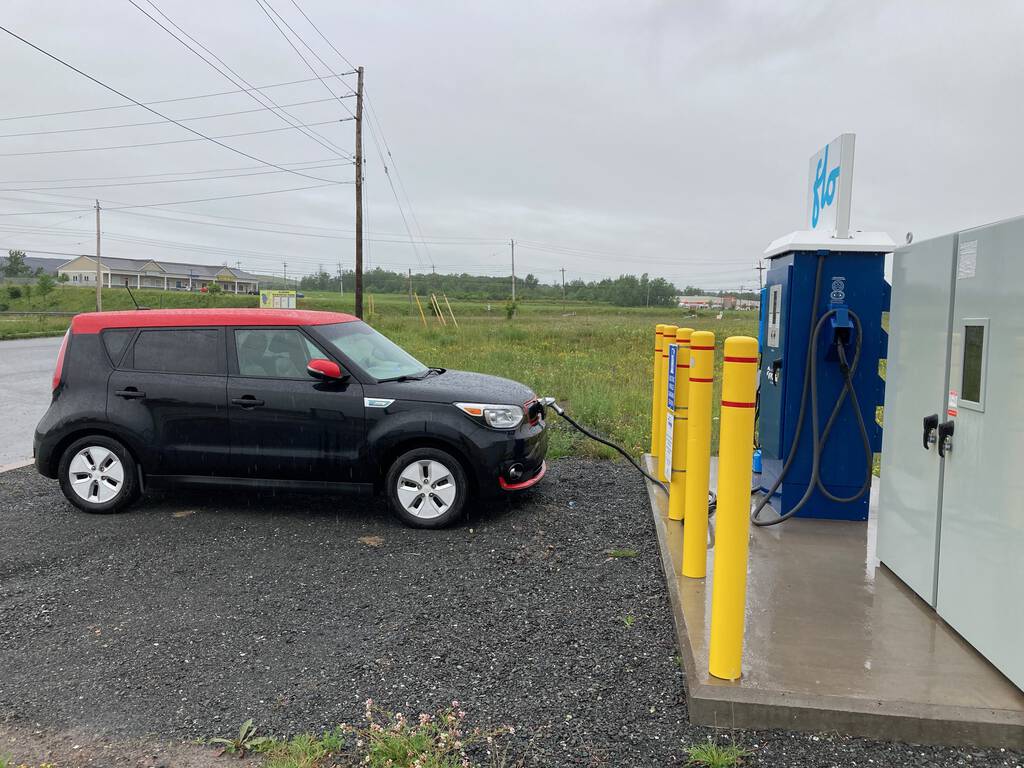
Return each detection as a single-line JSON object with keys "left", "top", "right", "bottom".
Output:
{"left": 1, "top": 458, "right": 1019, "bottom": 768}
{"left": 0, "top": 335, "right": 62, "bottom": 466}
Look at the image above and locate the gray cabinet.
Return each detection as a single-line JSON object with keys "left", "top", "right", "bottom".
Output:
{"left": 878, "top": 217, "right": 1024, "bottom": 690}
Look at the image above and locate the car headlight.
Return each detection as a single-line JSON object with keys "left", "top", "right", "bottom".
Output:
{"left": 455, "top": 402, "right": 525, "bottom": 429}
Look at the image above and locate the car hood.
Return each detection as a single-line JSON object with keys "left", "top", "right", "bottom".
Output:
{"left": 371, "top": 369, "right": 535, "bottom": 405}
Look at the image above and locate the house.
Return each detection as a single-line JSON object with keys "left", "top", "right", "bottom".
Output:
{"left": 57, "top": 256, "right": 259, "bottom": 293}
{"left": 678, "top": 295, "right": 724, "bottom": 310}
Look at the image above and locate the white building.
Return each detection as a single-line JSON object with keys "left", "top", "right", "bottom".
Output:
{"left": 57, "top": 256, "right": 259, "bottom": 293}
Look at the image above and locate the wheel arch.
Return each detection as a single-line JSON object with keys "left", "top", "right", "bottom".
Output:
{"left": 48, "top": 427, "right": 143, "bottom": 480}
{"left": 378, "top": 436, "right": 478, "bottom": 497}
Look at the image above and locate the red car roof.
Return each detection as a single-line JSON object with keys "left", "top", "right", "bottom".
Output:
{"left": 70, "top": 308, "right": 358, "bottom": 334}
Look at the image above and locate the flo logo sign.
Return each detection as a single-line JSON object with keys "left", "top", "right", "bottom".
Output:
{"left": 811, "top": 144, "right": 841, "bottom": 228}
{"left": 806, "top": 133, "right": 856, "bottom": 239}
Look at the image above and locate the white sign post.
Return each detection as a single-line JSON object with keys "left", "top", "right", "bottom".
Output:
{"left": 806, "top": 133, "right": 856, "bottom": 239}
{"left": 664, "top": 343, "right": 677, "bottom": 480}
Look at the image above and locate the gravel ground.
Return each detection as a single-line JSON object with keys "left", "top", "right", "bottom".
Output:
{"left": 0, "top": 459, "right": 1020, "bottom": 767}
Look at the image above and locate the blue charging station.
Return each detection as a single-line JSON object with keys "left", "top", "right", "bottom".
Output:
{"left": 755, "top": 134, "right": 894, "bottom": 522}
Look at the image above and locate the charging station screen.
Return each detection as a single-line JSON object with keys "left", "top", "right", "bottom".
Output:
{"left": 962, "top": 324, "right": 985, "bottom": 403}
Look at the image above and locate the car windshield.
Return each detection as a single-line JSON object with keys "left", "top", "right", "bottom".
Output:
{"left": 317, "top": 321, "right": 428, "bottom": 380}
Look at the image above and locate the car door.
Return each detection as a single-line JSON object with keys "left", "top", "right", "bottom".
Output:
{"left": 227, "top": 326, "right": 365, "bottom": 482}
{"left": 107, "top": 326, "right": 230, "bottom": 476}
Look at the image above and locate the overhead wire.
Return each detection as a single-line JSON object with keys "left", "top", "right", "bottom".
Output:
{"left": 0, "top": 119, "right": 352, "bottom": 157}
{"left": 128, "top": 0, "right": 353, "bottom": 161}
{"left": 0, "top": 23, "right": 345, "bottom": 182}
{"left": 0, "top": 96, "right": 351, "bottom": 140}
{"left": 0, "top": 73, "right": 355, "bottom": 123}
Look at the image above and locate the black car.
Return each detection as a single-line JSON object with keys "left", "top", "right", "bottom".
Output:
{"left": 34, "top": 308, "right": 548, "bottom": 528}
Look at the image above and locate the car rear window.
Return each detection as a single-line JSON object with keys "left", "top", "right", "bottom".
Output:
{"left": 102, "top": 329, "right": 135, "bottom": 366}
{"left": 131, "top": 328, "right": 223, "bottom": 374}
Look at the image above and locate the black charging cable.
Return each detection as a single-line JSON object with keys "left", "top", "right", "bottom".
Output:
{"left": 539, "top": 397, "right": 720, "bottom": 518}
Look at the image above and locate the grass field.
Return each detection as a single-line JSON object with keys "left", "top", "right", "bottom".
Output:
{"left": 0, "top": 285, "right": 758, "bottom": 457}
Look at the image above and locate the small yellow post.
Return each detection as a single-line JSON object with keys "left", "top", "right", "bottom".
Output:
{"left": 649, "top": 325, "right": 666, "bottom": 461}
{"left": 413, "top": 293, "right": 427, "bottom": 326}
{"left": 681, "top": 330, "right": 715, "bottom": 578}
{"left": 657, "top": 324, "right": 677, "bottom": 482}
{"left": 708, "top": 336, "right": 759, "bottom": 680}
{"left": 667, "top": 327, "right": 694, "bottom": 521}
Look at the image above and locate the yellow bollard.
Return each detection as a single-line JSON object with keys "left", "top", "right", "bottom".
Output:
{"left": 708, "top": 336, "right": 759, "bottom": 680}
{"left": 681, "top": 330, "right": 715, "bottom": 578}
{"left": 657, "top": 325, "right": 678, "bottom": 482}
{"left": 649, "top": 325, "right": 666, "bottom": 460}
{"left": 667, "top": 327, "right": 694, "bottom": 521}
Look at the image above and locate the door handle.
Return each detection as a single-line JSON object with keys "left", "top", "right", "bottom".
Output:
{"left": 937, "top": 419, "right": 955, "bottom": 457}
{"left": 231, "top": 396, "right": 265, "bottom": 408}
{"left": 115, "top": 388, "right": 146, "bottom": 399}
{"left": 922, "top": 414, "right": 938, "bottom": 450}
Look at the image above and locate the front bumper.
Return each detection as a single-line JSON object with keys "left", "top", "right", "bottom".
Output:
{"left": 499, "top": 460, "right": 546, "bottom": 491}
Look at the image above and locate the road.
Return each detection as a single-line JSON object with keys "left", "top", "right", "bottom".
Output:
{"left": 0, "top": 336, "right": 62, "bottom": 466}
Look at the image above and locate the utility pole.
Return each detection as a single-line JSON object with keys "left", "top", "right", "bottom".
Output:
{"left": 510, "top": 239, "right": 516, "bottom": 303}
{"left": 283, "top": 260, "right": 287, "bottom": 288}
{"left": 354, "top": 65, "right": 365, "bottom": 319}
{"left": 408, "top": 268, "right": 413, "bottom": 305}
{"left": 337, "top": 261, "right": 344, "bottom": 298}
{"left": 94, "top": 200, "right": 102, "bottom": 311}
{"left": 560, "top": 267, "right": 566, "bottom": 312}
{"left": 756, "top": 260, "right": 766, "bottom": 291}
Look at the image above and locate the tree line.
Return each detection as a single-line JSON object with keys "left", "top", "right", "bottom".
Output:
{"left": 297, "top": 267, "right": 680, "bottom": 307}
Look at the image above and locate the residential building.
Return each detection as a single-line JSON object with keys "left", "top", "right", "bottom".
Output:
{"left": 57, "top": 256, "right": 259, "bottom": 293}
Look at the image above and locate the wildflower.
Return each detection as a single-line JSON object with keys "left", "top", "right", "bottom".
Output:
{"left": 419, "top": 713, "right": 432, "bottom": 725}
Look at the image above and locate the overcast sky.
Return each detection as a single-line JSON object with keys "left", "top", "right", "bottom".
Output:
{"left": 1, "top": 1, "right": 1022, "bottom": 289}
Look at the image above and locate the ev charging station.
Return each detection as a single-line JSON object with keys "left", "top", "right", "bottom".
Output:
{"left": 752, "top": 132, "right": 1022, "bottom": 690}
{"left": 756, "top": 134, "right": 894, "bottom": 522}
{"left": 646, "top": 134, "right": 1022, "bottom": 741}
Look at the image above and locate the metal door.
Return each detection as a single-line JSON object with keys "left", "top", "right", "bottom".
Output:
{"left": 877, "top": 234, "right": 956, "bottom": 605}
{"left": 936, "top": 217, "right": 1024, "bottom": 689}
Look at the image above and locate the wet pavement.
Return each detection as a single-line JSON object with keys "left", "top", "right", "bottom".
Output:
{"left": 0, "top": 335, "right": 62, "bottom": 466}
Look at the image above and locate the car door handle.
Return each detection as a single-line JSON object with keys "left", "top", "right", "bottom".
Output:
{"left": 115, "top": 388, "right": 146, "bottom": 399}
{"left": 231, "top": 396, "right": 265, "bottom": 408}
{"left": 922, "top": 413, "right": 938, "bottom": 450}
{"left": 937, "top": 419, "right": 955, "bottom": 458}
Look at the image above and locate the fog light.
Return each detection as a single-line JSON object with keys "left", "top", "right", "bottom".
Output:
{"left": 508, "top": 463, "right": 525, "bottom": 481}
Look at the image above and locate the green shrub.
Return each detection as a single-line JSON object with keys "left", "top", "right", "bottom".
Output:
{"left": 6, "top": 286, "right": 21, "bottom": 300}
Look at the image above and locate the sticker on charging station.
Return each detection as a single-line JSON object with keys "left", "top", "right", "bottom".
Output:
{"left": 664, "top": 344, "right": 677, "bottom": 480}
{"left": 947, "top": 389, "right": 959, "bottom": 417}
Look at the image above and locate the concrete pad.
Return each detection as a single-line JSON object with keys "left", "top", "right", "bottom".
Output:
{"left": 644, "top": 455, "right": 1024, "bottom": 748}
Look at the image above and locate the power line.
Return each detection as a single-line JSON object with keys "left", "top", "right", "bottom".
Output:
{"left": 127, "top": 0, "right": 352, "bottom": 161}
{"left": 288, "top": 0, "right": 358, "bottom": 71}
{"left": 0, "top": 23, "right": 345, "bottom": 182}
{"left": 0, "top": 182, "right": 344, "bottom": 217}
{"left": 0, "top": 162, "right": 351, "bottom": 193}
{"left": 283, "top": 0, "right": 431, "bottom": 272}
{"left": 0, "top": 96, "right": 352, "bottom": 139}
{"left": 0, "top": 73, "right": 356, "bottom": 123}
{"left": 0, "top": 158, "right": 341, "bottom": 186}
{"left": 0, "top": 118, "right": 352, "bottom": 158}
{"left": 254, "top": 0, "right": 356, "bottom": 118}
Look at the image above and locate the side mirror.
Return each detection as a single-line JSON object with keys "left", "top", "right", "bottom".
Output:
{"left": 307, "top": 358, "right": 344, "bottom": 381}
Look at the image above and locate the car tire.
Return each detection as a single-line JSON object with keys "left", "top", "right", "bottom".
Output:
{"left": 385, "top": 447, "right": 468, "bottom": 529}
{"left": 58, "top": 436, "right": 140, "bottom": 514}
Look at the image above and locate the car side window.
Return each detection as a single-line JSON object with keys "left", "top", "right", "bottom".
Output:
{"left": 131, "top": 329, "right": 223, "bottom": 374}
{"left": 102, "top": 328, "right": 135, "bottom": 366}
{"left": 235, "top": 328, "right": 324, "bottom": 379}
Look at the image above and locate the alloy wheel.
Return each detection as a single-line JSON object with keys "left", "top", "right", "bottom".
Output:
{"left": 396, "top": 459, "right": 458, "bottom": 519}
{"left": 67, "top": 446, "right": 124, "bottom": 504}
